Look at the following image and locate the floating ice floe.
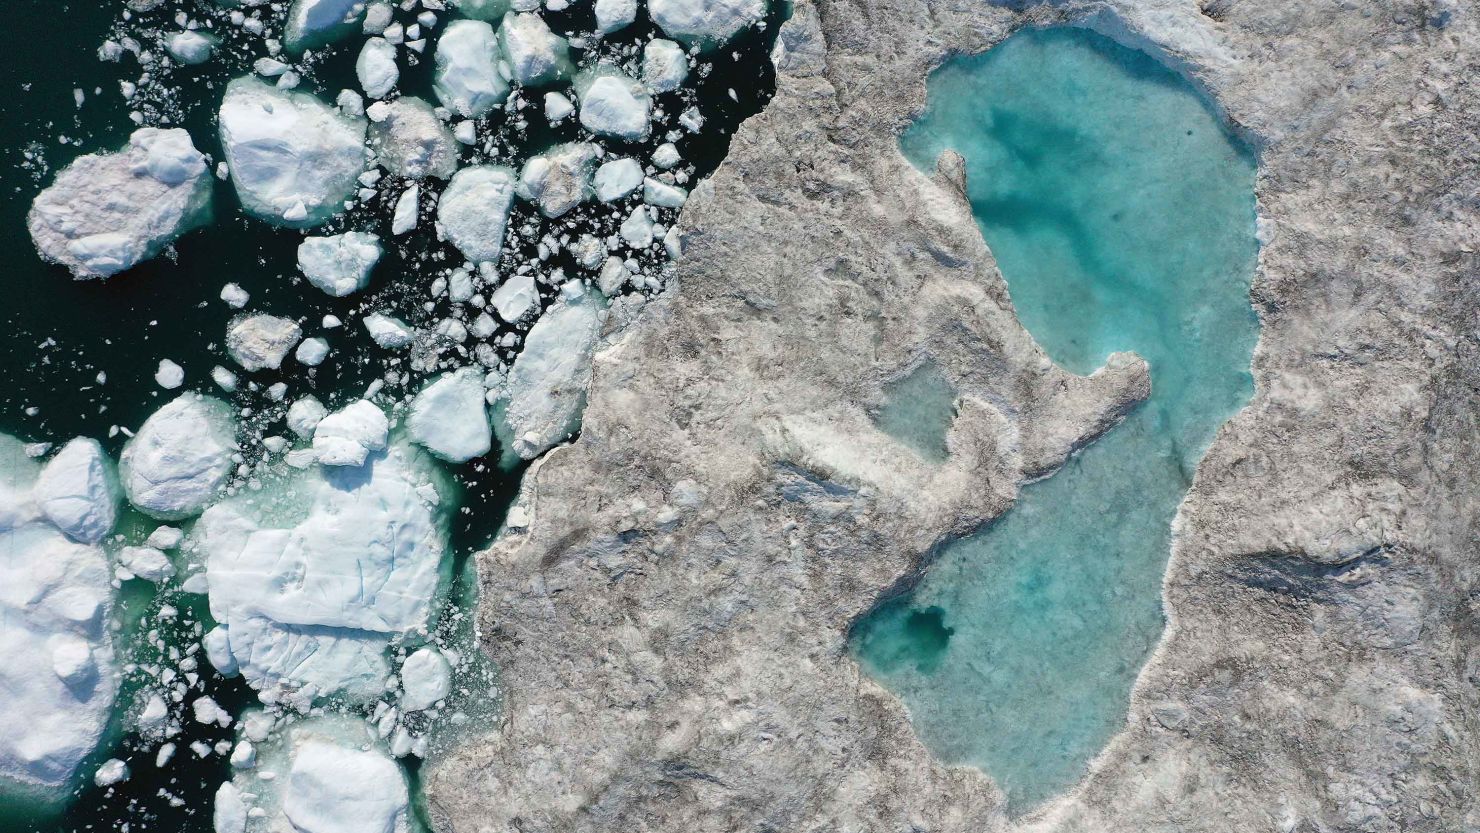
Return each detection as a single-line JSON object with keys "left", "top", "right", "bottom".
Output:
{"left": 296, "top": 338, "right": 331, "bottom": 367}
{"left": 495, "top": 282, "right": 603, "bottom": 459}
{"left": 490, "top": 271, "right": 538, "bottom": 322}
{"left": 577, "top": 68, "right": 652, "bottom": 141}
{"left": 227, "top": 314, "right": 303, "bottom": 372}
{"left": 219, "top": 716, "right": 411, "bottom": 833}
{"left": 434, "top": 19, "right": 509, "bottom": 118}
{"left": 356, "top": 37, "right": 399, "bottom": 99}
{"left": 218, "top": 77, "right": 368, "bottom": 228}
{"left": 368, "top": 97, "right": 458, "bottom": 180}
{"left": 517, "top": 142, "right": 598, "bottom": 218}
{"left": 399, "top": 647, "right": 452, "bottom": 712}
{"left": 595, "top": 0, "right": 638, "bottom": 35}
{"left": 195, "top": 442, "right": 448, "bottom": 703}
{"left": 167, "top": 30, "right": 218, "bottom": 65}
{"left": 499, "top": 11, "right": 572, "bottom": 87}
{"left": 594, "top": 157, "right": 644, "bottom": 201}
{"left": 407, "top": 368, "right": 491, "bottom": 463}
{"left": 118, "top": 545, "right": 176, "bottom": 583}
{"left": 120, "top": 395, "right": 237, "bottom": 521}
{"left": 312, "top": 399, "right": 389, "bottom": 467}
{"left": 642, "top": 39, "right": 689, "bottom": 92}
{"left": 437, "top": 165, "right": 518, "bottom": 265}
{"left": 0, "top": 514, "right": 119, "bottom": 795}
{"left": 33, "top": 438, "right": 118, "bottom": 544}
{"left": 298, "top": 232, "right": 382, "bottom": 297}
{"left": 287, "top": 397, "right": 329, "bottom": 439}
{"left": 28, "top": 127, "right": 212, "bottom": 279}
{"left": 649, "top": 0, "right": 768, "bottom": 48}
{"left": 286, "top": 0, "right": 367, "bottom": 53}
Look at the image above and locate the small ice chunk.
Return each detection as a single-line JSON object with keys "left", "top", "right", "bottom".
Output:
{"left": 498, "top": 12, "right": 572, "bottom": 87}
{"left": 226, "top": 314, "right": 303, "bottom": 372}
{"left": 643, "top": 177, "right": 688, "bottom": 207}
{"left": 577, "top": 68, "right": 651, "bottom": 141}
{"left": 369, "top": 97, "right": 458, "bottom": 180}
{"left": 649, "top": 0, "right": 767, "bottom": 47}
{"left": 593, "top": 158, "right": 643, "bottom": 202}
{"left": 641, "top": 39, "right": 688, "bottom": 92}
{"left": 120, "top": 395, "right": 237, "bottom": 520}
{"left": 287, "top": 397, "right": 329, "bottom": 439}
{"left": 145, "top": 525, "right": 183, "bottom": 550}
{"left": 595, "top": 0, "right": 637, "bottom": 34}
{"left": 490, "top": 271, "right": 537, "bottom": 322}
{"left": 211, "top": 366, "right": 239, "bottom": 393}
{"left": 399, "top": 647, "right": 452, "bottom": 711}
{"left": 230, "top": 741, "right": 256, "bottom": 769}
{"left": 363, "top": 312, "right": 416, "bottom": 348}
{"left": 437, "top": 165, "right": 517, "bottom": 265}
{"left": 598, "top": 255, "right": 629, "bottom": 295}
{"left": 94, "top": 759, "right": 130, "bottom": 787}
{"left": 392, "top": 185, "right": 420, "bottom": 235}
{"left": 192, "top": 696, "right": 227, "bottom": 726}
{"left": 296, "top": 338, "right": 330, "bottom": 367}
{"left": 218, "top": 77, "right": 367, "bottom": 228}
{"left": 155, "top": 359, "right": 185, "bottom": 390}
{"left": 434, "top": 20, "right": 510, "bottom": 118}
{"left": 495, "top": 283, "right": 603, "bottom": 458}
{"left": 28, "top": 128, "right": 211, "bottom": 279}
{"left": 298, "top": 232, "right": 382, "bottom": 297}
{"left": 516, "top": 142, "right": 597, "bottom": 218}
{"left": 407, "top": 369, "right": 490, "bottom": 462}
{"left": 35, "top": 438, "right": 118, "bottom": 544}
{"left": 220, "top": 283, "right": 250, "bottom": 308}
{"left": 356, "top": 37, "right": 400, "bottom": 99}
{"left": 312, "top": 400, "right": 388, "bottom": 467}
{"left": 118, "top": 546, "right": 176, "bottom": 583}
{"left": 620, "top": 204, "right": 655, "bottom": 248}
{"left": 167, "top": 30, "right": 218, "bottom": 65}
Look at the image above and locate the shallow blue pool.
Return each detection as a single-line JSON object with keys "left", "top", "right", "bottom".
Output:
{"left": 851, "top": 25, "right": 1259, "bottom": 811}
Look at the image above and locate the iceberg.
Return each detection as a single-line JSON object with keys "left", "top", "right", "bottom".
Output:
{"left": 495, "top": 282, "right": 603, "bottom": 459}
{"left": 642, "top": 39, "right": 689, "bottom": 93}
{"left": 594, "top": 157, "right": 643, "bottom": 201}
{"left": 434, "top": 20, "right": 510, "bottom": 119}
{"left": 516, "top": 142, "right": 598, "bottom": 218}
{"left": 298, "top": 232, "right": 382, "bottom": 297}
{"left": 648, "top": 0, "right": 768, "bottom": 48}
{"left": 227, "top": 314, "right": 303, "bottom": 372}
{"left": 437, "top": 165, "right": 517, "bottom": 265}
{"left": 577, "top": 68, "right": 652, "bottom": 141}
{"left": 368, "top": 97, "right": 458, "bottom": 181}
{"left": 407, "top": 368, "right": 491, "bottom": 463}
{"left": 218, "top": 77, "right": 368, "bottom": 228}
{"left": 120, "top": 395, "right": 237, "bottom": 521}
{"left": 285, "top": 0, "right": 366, "bottom": 53}
{"left": 33, "top": 438, "right": 118, "bottom": 545}
{"left": 356, "top": 37, "right": 399, "bottom": 99}
{"left": 498, "top": 12, "right": 572, "bottom": 87}
{"left": 28, "top": 127, "right": 212, "bottom": 279}
{"left": 399, "top": 647, "right": 452, "bottom": 712}
{"left": 312, "top": 400, "right": 389, "bottom": 467}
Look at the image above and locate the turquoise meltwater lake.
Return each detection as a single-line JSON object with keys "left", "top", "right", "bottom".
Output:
{"left": 851, "top": 26, "right": 1259, "bottom": 811}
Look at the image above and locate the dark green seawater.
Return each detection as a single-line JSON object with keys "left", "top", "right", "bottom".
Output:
{"left": 851, "top": 26, "right": 1259, "bottom": 812}
{"left": 0, "top": 1, "right": 780, "bottom": 830}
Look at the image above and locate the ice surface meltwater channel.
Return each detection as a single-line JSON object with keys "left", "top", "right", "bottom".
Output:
{"left": 851, "top": 26, "right": 1259, "bottom": 810}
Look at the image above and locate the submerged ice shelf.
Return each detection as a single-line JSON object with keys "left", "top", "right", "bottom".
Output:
{"left": 851, "top": 26, "right": 1260, "bottom": 811}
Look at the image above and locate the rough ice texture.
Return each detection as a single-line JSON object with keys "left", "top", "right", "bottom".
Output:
{"left": 227, "top": 314, "right": 303, "bottom": 372}
{"left": 0, "top": 523, "right": 118, "bottom": 794}
{"left": 34, "top": 438, "right": 118, "bottom": 544}
{"left": 399, "top": 647, "right": 452, "bottom": 711}
{"left": 298, "top": 232, "right": 382, "bottom": 297}
{"left": 642, "top": 38, "right": 690, "bottom": 92}
{"left": 577, "top": 69, "right": 652, "bottom": 141}
{"left": 368, "top": 97, "right": 459, "bottom": 181}
{"left": 595, "top": 0, "right": 637, "bottom": 34}
{"left": 495, "top": 283, "right": 603, "bottom": 459}
{"left": 363, "top": 312, "right": 417, "bottom": 349}
{"left": 196, "top": 443, "right": 446, "bottom": 704}
{"left": 408, "top": 369, "right": 492, "bottom": 463}
{"left": 356, "top": 37, "right": 399, "bottom": 99}
{"left": 312, "top": 400, "right": 389, "bottom": 467}
{"left": 28, "top": 127, "right": 212, "bottom": 279}
{"left": 435, "top": 19, "right": 510, "bottom": 118}
{"left": 437, "top": 165, "right": 517, "bottom": 265}
{"left": 490, "top": 271, "right": 537, "bottom": 322}
{"left": 285, "top": 0, "right": 365, "bottom": 52}
{"left": 594, "top": 158, "right": 644, "bottom": 201}
{"left": 648, "top": 0, "right": 767, "bottom": 47}
{"left": 516, "top": 142, "right": 598, "bottom": 218}
{"left": 167, "top": 30, "right": 216, "bottom": 65}
{"left": 218, "top": 76, "right": 368, "bottom": 228}
{"left": 421, "top": 1, "right": 1480, "bottom": 832}
{"left": 498, "top": 12, "right": 572, "bottom": 86}
{"left": 120, "top": 395, "right": 237, "bottom": 521}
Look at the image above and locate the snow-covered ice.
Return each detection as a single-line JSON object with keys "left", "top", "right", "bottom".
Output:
{"left": 312, "top": 400, "right": 389, "bottom": 466}
{"left": 218, "top": 77, "right": 368, "bottom": 228}
{"left": 118, "top": 545, "right": 176, "bottom": 583}
{"left": 649, "top": 0, "right": 768, "bottom": 47}
{"left": 167, "top": 30, "right": 218, "bottom": 65}
{"left": 642, "top": 39, "right": 689, "bottom": 92}
{"left": 434, "top": 20, "right": 509, "bottom": 118}
{"left": 28, "top": 127, "right": 212, "bottom": 279}
{"left": 595, "top": 0, "right": 638, "bottom": 34}
{"left": 155, "top": 359, "right": 185, "bottom": 389}
{"left": 498, "top": 12, "right": 572, "bottom": 87}
{"left": 296, "top": 337, "right": 331, "bottom": 367}
{"left": 286, "top": 0, "right": 367, "bottom": 52}
{"left": 391, "top": 185, "right": 420, "bottom": 235}
{"left": 227, "top": 314, "right": 303, "bottom": 372}
{"left": 34, "top": 438, "right": 118, "bottom": 544}
{"left": 356, "top": 37, "right": 400, "bottom": 99}
{"left": 495, "top": 282, "right": 603, "bottom": 459}
{"left": 407, "top": 368, "right": 491, "bottom": 463}
{"left": 644, "top": 177, "right": 689, "bottom": 207}
{"left": 437, "top": 165, "right": 517, "bottom": 265}
{"left": 577, "top": 68, "right": 652, "bottom": 141}
{"left": 298, "top": 232, "right": 382, "bottom": 297}
{"left": 490, "top": 270, "right": 538, "bottom": 322}
{"left": 543, "top": 91, "right": 575, "bottom": 121}
{"left": 594, "top": 157, "right": 644, "bottom": 202}
{"left": 517, "top": 142, "right": 598, "bottom": 218}
{"left": 363, "top": 312, "right": 417, "bottom": 349}
{"left": 399, "top": 648, "right": 452, "bottom": 711}
{"left": 120, "top": 395, "right": 237, "bottom": 521}
{"left": 288, "top": 397, "right": 329, "bottom": 439}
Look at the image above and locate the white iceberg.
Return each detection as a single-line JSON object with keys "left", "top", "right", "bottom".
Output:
{"left": 312, "top": 400, "right": 389, "bottom": 467}
{"left": 490, "top": 271, "right": 538, "bottom": 322}
{"left": 649, "top": 0, "right": 768, "bottom": 47}
{"left": 434, "top": 20, "right": 509, "bottom": 118}
{"left": 34, "top": 438, "right": 118, "bottom": 545}
{"left": 219, "top": 77, "right": 368, "bottom": 228}
{"left": 595, "top": 0, "right": 637, "bottom": 34}
{"left": 577, "top": 68, "right": 652, "bottom": 141}
{"left": 594, "top": 157, "right": 643, "bottom": 202}
{"left": 298, "top": 232, "right": 382, "bottom": 297}
{"left": 167, "top": 30, "right": 218, "bottom": 65}
{"left": 437, "top": 165, "right": 517, "bottom": 265}
{"left": 642, "top": 38, "right": 689, "bottom": 92}
{"left": 407, "top": 368, "right": 491, "bottom": 463}
{"left": 120, "top": 395, "right": 237, "bottom": 521}
{"left": 498, "top": 12, "right": 572, "bottom": 87}
{"left": 28, "top": 127, "right": 212, "bottom": 279}
{"left": 399, "top": 647, "right": 452, "bottom": 711}
{"left": 363, "top": 313, "right": 417, "bottom": 349}
{"left": 356, "top": 37, "right": 399, "bottom": 99}
{"left": 286, "top": 0, "right": 367, "bottom": 52}
{"left": 368, "top": 97, "right": 458, "bottom": 181}
{"left": 495, "top": 282, "right": 603, "bottom": 459}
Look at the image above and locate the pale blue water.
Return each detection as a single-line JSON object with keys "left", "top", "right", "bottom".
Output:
{"left": 851, "top": 26, "right": 1259, "bottom": 811}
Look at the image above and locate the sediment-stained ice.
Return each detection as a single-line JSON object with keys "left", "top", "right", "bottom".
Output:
{"left": 368, "top": 97, "right": 458, "bottom": 181}
{"left": 517, "top": 142, "right": 598, "bottom": 218}
{"left": 227, "top": 314, "right": 303, "bottom": 372}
